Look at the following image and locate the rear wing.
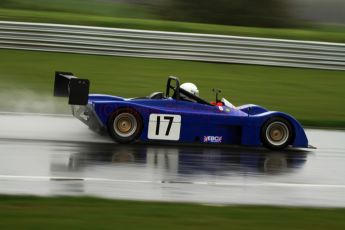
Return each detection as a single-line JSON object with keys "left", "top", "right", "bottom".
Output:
{"left": 53, "top": 71, "right": 90, "bottom": 105}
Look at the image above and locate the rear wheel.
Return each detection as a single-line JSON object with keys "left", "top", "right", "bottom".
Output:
{"left": 108, "top": 108, "right": 143, "bottom": 144}
{"left": 261, "top": 117, "right": 293, "bottom": 150}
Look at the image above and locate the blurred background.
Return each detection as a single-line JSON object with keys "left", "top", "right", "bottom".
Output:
{"left": 0, "top": 0, "right": 344, "bottom": 40}
{"left": 0, "top": 0, "right": 344, "bottom": 128}
{"left": 1, "top": 0, "right": 345, "bottom": 26}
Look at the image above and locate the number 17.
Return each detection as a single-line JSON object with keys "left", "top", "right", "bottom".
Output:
{"left": 156, "top": 116, "right": 174, "bottom": 136}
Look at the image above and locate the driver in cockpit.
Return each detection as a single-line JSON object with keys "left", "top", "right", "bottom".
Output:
{"left": 180, "top": 82, "right": 199, "bottom": 102}
{"left": 180, "top": 83, "right": 199, "bottom": 96}
{"left": 180, "top": 83, "right": 224, "bottom": 106}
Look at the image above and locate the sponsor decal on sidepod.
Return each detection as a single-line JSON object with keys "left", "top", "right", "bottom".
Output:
{"left": 203, "top": 136, "right": 223, "bottom": 143}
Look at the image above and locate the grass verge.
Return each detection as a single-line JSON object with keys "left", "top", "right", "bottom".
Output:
{"left": 0, "top": 8, "right": 345, "bottom": 43}
{"left": 0, "top": 195, "right": 345, "bottom": 230}
{"left": 0, "top": 49, "right": 344, "bottom": 127}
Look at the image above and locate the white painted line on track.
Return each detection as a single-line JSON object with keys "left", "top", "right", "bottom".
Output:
{"left": 1, "top": 175, "right": 345, "bottom": 189}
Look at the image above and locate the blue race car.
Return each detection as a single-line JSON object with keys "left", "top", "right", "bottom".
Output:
{"left": 54, "top": 71, "right": 310, "bottom": 150}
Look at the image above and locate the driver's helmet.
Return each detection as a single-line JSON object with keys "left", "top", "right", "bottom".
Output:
{"left": 180, "top": 83, "right": 199, "bottom": 97}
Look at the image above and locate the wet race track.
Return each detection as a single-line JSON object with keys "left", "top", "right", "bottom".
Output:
{"left": 0, "top": 112, "right": 344, "bottom": 207}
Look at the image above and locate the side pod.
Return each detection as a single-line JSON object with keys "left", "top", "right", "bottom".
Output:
{"left": 53, "top": 71, "right": 90, "bottom": 105}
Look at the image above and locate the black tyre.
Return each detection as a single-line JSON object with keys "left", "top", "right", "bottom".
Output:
{"left": 107, "top": 108, "right": 143, "bottom": 144}
{"left": 261, "top": 117, "right": 293, "bottom": 150}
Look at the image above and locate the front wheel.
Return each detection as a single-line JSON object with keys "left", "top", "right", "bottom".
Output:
{"left": 107, "top": 108, "right": 143, "bottom": 144}
{"left": 261, "top": 117, "right": 293, "bottom": 150}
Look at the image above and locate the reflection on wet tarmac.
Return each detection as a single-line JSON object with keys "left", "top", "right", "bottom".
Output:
{"left": 66, "top": 144, "right": 307, "bottom": 176}
{"left": 1, "top": 138, "right": 345, "bottom": 207}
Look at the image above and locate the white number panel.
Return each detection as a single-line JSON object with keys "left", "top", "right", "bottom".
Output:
{"left": 148, "top": 114, "right": 181, "bottom": 141}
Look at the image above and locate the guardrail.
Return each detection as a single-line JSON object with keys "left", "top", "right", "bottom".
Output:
{"left": 0, "top": 21, "right": 344, "bottom": 70}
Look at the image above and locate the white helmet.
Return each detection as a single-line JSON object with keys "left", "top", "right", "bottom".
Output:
{"left": 180, "top": 83, "right": 199, "bottom": 97}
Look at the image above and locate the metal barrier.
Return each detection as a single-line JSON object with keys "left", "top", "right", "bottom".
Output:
{"left": 0, "top": 21, "right": 344, "bottom": 70}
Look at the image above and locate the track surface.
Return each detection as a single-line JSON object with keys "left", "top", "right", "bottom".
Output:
{"left": 0, "top": 113, "right": 344, "bottom": 207}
